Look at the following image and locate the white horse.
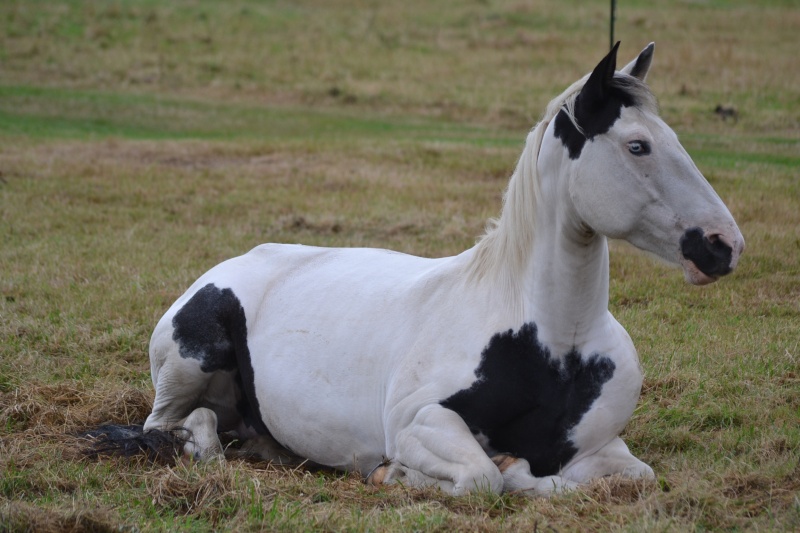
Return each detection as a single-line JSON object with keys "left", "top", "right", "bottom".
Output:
{"left": 137, "top": 43, "right": 743, "bottom": 496}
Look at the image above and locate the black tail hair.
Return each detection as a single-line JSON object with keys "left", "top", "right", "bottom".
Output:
{"left": 83, "top": 424, "right": 187, "bottom": 465}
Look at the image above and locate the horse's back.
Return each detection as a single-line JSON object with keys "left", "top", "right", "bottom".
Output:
{"left": 155, "top": 242, "right": 446, "bottom": 325}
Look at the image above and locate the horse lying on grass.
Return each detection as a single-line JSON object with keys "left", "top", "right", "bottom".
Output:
{"left": 89, "top": 42, "right": 743, "bottom": 496}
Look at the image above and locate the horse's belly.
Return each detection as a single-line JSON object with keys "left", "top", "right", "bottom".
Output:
{"left": 248, "top": 329, "right": 392, "bottom": 472}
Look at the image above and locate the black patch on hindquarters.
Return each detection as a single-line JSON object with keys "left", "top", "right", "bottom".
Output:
{"left": 680, "top": 227, "right": 733, "bottom": 278}
{"left": 172, "top": 283, "right": 269, "bottom": 435}
{"left": 172, "top": 284, "right": 239, "bottom": 372}
{"left": 441, "top": 322, "right": 615, "bottom": 477}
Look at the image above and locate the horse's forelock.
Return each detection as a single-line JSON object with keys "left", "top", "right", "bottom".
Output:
{"left": 609, "top": 74, "right": 658, "bottom": 114}
{"left": 555, "top": 73, "right": 658, "bottom": 134}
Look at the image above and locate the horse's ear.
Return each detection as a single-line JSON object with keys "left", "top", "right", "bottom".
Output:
{"left": 581, "top": 41, "right": 620, "bottom": 105}
{"left": 620, "top": 42, "right": 655, "bottom": 81}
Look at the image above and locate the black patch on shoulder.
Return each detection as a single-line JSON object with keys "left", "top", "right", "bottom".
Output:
{"left": 553, "top": 85, "right": 637, "bottom": 160}
{"left": 441, "top": 322, "right": 615, "bottom": 477}
{"left": 172, "top": 283, "right": 269, "bottom": 434}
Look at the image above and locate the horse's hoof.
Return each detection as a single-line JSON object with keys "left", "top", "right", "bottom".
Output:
{"left": 366, "top": 465, "right": 389, "bottom": 485}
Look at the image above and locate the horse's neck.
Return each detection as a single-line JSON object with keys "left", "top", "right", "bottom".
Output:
{"left": 466, "top": 127, "right": 612, "bottom": 353}
{"left": 523, "top": 155, "right": 611, "bottom": 355}
{"left": 524, "top": 227, "right": 610, "bottom": 354}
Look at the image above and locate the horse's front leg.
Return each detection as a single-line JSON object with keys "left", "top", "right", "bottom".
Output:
{"left": 560, "top": 437, "right": 654, "bottom": 482}
{"left": 489, "top": 454, "right": 578, "bottom": 496}
{"left": 368, "top": 405, "right": 503, "bottom": 495}
{"left": 368, "top": 406, "right": 578, "bottom": 496}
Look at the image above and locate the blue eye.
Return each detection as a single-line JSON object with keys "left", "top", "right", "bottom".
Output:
{"left": 628, "top": 140, "right": 651, "bottom": 156}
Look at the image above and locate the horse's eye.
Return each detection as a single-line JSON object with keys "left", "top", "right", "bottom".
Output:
{"left": 628, "top": 140, "right": 651, "bottom": 156}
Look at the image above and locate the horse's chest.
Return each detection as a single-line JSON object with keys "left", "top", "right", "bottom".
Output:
{"left": 441, "top": 322, "right": 619, "bottom": 477}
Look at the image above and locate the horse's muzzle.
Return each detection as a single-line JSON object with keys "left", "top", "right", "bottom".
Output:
{"left": 679, "top": 227, "right": 744, "bottom": 285}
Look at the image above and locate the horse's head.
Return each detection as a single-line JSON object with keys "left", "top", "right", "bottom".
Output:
{"left": 541, "top": 42, "right": 744, "bottom": 285}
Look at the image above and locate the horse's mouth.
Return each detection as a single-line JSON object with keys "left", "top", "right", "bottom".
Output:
{"left": 680, "top": 259, "right": 719, "bottom": 285}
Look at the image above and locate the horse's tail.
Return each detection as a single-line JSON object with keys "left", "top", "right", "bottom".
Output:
{"left": 83, "top": 424, "right": 187, "bottom": 464}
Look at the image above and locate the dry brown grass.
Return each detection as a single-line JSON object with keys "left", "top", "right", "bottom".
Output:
{"left": 1, "top": 384, "right": 152, "bottom": 434}
{"left": 1, "top": 501, "right": 120, "bottom": 533}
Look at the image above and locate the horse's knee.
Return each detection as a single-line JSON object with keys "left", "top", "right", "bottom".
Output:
{"left": 145, "top": 355, "right": 211, "bottom": 428}
{"left": 414, "top": 458, "right": 503, "bottom": 495}
{"left": 180, "top": 407, "right": 223, "bottom": 462}
{"left": 453, "top": 461, "right": 503, "bottom": 495}
{"left": 620, "top": 459, "right": 655, "bottom": 480}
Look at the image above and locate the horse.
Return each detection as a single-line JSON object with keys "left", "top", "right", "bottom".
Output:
{"left": 101, "top": 42, "right": 744, "bottom": 496}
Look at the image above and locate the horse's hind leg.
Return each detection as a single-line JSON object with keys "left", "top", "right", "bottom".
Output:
{"left": 144, "top": 282, "right": 260, "bottom": 462}
{"left": 143, "top": 345, "right": 226, "bottom": 461}
{"left": 143, "top": 305, "right": 233, "bottom": 460}
{"left": 178, "top": 407, "right": 224, "bottom": 461}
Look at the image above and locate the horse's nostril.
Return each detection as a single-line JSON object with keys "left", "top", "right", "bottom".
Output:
{"left": 708, "top": 235, "right": 729, "bottom": 253}
{"left": 680, "top": 228, "right": 705, "bottom": 258}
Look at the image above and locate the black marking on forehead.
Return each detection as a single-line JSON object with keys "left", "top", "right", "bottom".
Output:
{"left": 554, "top": 81, "right": 638, "bottom": 160}
{"left": 441, "top": 322, "right": 615, "bottom": 477}
{"left": 172, "top": 283, "right": 269, "bottom": 435}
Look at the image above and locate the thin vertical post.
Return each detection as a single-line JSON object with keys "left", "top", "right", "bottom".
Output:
{"left": 610, "top": 0, "right": 617, "bottom": 49}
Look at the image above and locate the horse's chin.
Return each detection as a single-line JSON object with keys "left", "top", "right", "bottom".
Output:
{"left": 680, "top": 260, "right": 719, "bottom": 285}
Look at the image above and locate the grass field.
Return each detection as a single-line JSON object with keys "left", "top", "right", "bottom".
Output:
{"left": 1, "top": 0, "right": 798, "bottom": 531}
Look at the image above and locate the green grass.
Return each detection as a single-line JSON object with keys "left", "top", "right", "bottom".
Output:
{"left": 1, "top": 0, "right": 799, "bottom": 531}
{"left": 0, "top": 85, "right": 519, "bottom": 145}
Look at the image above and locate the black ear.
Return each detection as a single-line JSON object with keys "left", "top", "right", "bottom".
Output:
{"left": 580, "top": 41, "right": 620, "bottom": 107}
{"left": 553, "top": 42, "right": 628, "bottom": 159}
